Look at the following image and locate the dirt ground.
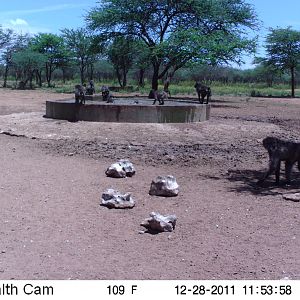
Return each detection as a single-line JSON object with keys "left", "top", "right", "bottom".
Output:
{"left": 0, "top": 89, "right": 299, "bottom": 280}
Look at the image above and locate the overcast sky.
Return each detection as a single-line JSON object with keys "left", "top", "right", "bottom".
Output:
{"left": 1, "top": 0, "right": 300, "bottom": 68}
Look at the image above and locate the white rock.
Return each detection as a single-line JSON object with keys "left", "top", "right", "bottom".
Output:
{"left": 105, "top": 159, "right": 136, "bottom": 178}
{"left": 140, "top": 212, "right": 177, "bottom": 233}
{"left": 101, "top": 188, "right": 135, "bottom": 209}
{"left": 149, "top": 175, "right": 179, "bottom": 197}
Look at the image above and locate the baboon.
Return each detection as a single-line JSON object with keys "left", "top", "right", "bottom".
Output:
{"left": 152, "top": 90, "right": 168, "bottom": 105}
{"left": 74, "top": 84, "right": 85, "bottom": 104}
{"left": 101, "top": 85, "right": 114, "bottom": 103}
{"left": 257, "top": 136, "right": 300, "bottom": 185}
{"left": 163, "top": 78, "right": 171, "bottom": 97}
{"left": 85, "top": 80, "right": 96, "bottom": 95}
{"left": 194, "top": 81, "right": 211, "bottom": 104}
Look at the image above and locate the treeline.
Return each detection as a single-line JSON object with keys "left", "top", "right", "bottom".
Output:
{"left": 1, "top": 0, "right": 300, "bottom": 96}
{"left": 0, "top": 0, "right": 259, "bottom": 90}
{"left": 0, "top": 29, "right": 112, "bottom": 89}
{"left": 0, "top": 27, "right": 300, "bottom": 90}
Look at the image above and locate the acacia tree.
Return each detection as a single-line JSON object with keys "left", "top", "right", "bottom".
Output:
{"left": 30, "top": 33, "right": 68, "bottom": 87}
{"left": 133, "top": 40, "right": 151, "bottom": 87}
{"left": 107, "top": 36, "right": 136, "bottom": 87}
{"left": 1, "top": 32, "right": 31, "bottom": 87}
{"left": 253, "top": 57, "right": 282, "bottom": 87}
{"left": 12, "top": 49, "right": 46, "bottom": 89}
{"left": 61, "top": 28, "right": 96, "bottom": 84}
{"left": 0, "top": 26, "right": 12, "bottom": 49}
{"left": 86, "top": 0, "right": 258, "bottom": 90}
{"left": 264, "top": 27, "right": 300, "bottom": 97}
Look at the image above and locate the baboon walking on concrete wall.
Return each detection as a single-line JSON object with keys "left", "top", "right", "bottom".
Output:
{"left": 152, "top": 90, "right": 168, "bottom": 105}
{"left": 101, "top": 86, "right": 114, "bottom": 103}
{"left": 194, "top": 81, "right": 211, "bottom": 104}
{"left": 258, "top": 136, "right": 300, "bottom": 185}
{"left": 74, "top": 84, "right": 85, "bottom": 104}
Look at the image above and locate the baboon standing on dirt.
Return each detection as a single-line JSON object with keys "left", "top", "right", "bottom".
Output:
{"left": 257, "top": 136, "right": 300, "bottom": 185}
{"left": 194, "top": 81, "right": 211, "bottom": 104}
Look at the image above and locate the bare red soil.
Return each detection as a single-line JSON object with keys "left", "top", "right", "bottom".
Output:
{"left": 0, "top": 89, "right": 299, "bottom": 280}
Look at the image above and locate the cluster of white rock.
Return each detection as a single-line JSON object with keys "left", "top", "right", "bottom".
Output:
{"left": 101, "top": 159, "right": 179, "bottom": 233}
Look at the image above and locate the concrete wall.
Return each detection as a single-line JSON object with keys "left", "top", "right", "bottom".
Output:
{"left": 45, "top": 100, "right": 210, "bottom": 123}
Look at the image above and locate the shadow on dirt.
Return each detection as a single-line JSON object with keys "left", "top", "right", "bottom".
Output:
{"left": 225, "top": 169, "right": 300, "bottom": 196}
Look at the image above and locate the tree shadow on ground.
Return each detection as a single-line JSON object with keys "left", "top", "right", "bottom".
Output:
{"left": 225, "top": 169, "right": 300, "bottom": 197}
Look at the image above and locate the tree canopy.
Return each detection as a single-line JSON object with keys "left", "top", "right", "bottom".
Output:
{"left": 107, "top": 36, "right": 137, "bottom": 87}
{"left": 264, "top": 27, "right": 300, "bottom": 97}
{"left": 12, "top": 49, "right": 46, "bottom": 89}
{"left": 61, "top": 28, "right": 96, "bottom": 84}
{"left": 86, "top": 0, "right": 258, "bottom": 89}
{"left": 30, "top": 33, "right": 67, "bottom": 87}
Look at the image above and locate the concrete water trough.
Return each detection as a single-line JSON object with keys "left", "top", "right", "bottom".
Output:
{"left": 45, "top": 97, "right": 210, "bottom": 123}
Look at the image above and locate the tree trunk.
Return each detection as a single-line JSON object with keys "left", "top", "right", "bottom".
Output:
{"left": 88, "top": 63, "right": 94, "bottom": 81}
{"left": 116, "top": 68, "right": 123, "bottom": 87}
{"left": 80, "top": 69, "right": 84, "bottom": 85}
{"left": 138, "top": 68, "right": 145, "bottom": 87}
{"left": 80, "top": 59, "right": 85, "bottom": 85}
{"left": 3, "top": 65, "right": 9, "bottom": 88}
{"left": 46, "top": 64, "right": 50, "bottom": 87}
{"left": 29, "top": 72, "right": 34, "bottom": 89}
{"left": 151, "top": 64, "right": 160, "bottom": 90}
{"left": 36, "top": 70, "right": 42, "bottom": 87}
{"left": 122, "top": 67, "right": 127, "bottom": 87}
{"left": 62, "top": 68, "right": 66, "bottom": 84}
{"left": 291, "top": 66, "right": 295, "bottom": 98}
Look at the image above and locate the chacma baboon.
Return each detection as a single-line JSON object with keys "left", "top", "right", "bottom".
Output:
{"left": 152, "top": 90, "right": 168, "bottom": 105}
{"left": 257, "top": 136, "right": 300, "bottom": 185}
{"left": 194, "top": 81, "right": 211, "bottom": 104}
{"left": 74, "top": 84, "right": 85, "bottom": 104}
{"left": 85, "top": 80, "right": 96, "bottom": 95}
{"left": 101, "top": 85, "right": 114, "bottom": 103}
{"left": 163, "top": 78, "right": 171, "bottom": 97}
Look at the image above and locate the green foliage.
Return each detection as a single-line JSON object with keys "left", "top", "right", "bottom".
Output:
{"left": 30, "top": 33, "right": 69, "bottom": 86}
{"left": 61, "top": 28, "right": 97, "bottom": 84}
{"left": 107, "top": 36, "right": 137, "bottom": 87}
{"left": 1, "top": 30, "right": 31, "bottom": 87}
{"left": 0, "top": 26, "right": 13, "bottom": 49}
{"left": 12, "top": 49, "right": 47, "bottom": 89}
{"left": 86, "top": 0, "right": 258, "bottom": 89}
{"left": 265, "top": 27, "right": 300, "bottom": 70}
{"left": 263, "top": 27, "right": 300, "bottom": 97}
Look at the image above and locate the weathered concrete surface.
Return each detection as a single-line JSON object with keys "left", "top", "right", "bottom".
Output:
{"left": 45, "top": 98, "right": 211, "bottom": 123}
{"left": 85, "top": 94, "right": 103, "bottom": 101}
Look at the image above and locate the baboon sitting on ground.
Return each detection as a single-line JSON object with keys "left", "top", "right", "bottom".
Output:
{"left": 101, "top": 86, "right": 114, "bottom": 103}
{"left": 257, "top": 136, "right": 300, "bottom": 185}
{"left": 74, "top": 84, "right": 85, "bottom": 104}
{"left": 194, "top": 81, "right": 211, "bottom": 104}
{"left": 152, "top": 90, "right": 168, "bottom": 105}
